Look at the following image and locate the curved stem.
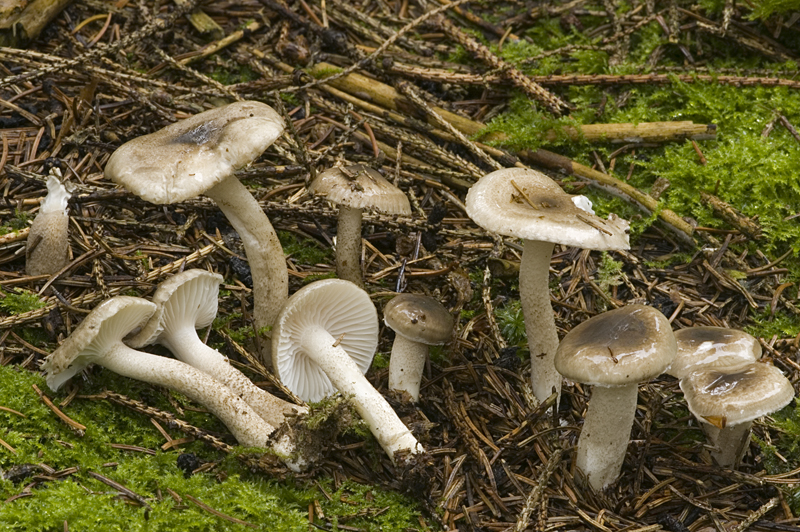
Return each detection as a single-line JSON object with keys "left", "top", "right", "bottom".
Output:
{"left": 336, "top": 206, "right": 365, "bottom": 288}
{"left": 388, "top": 335, "right": 428, "bottom": 401}
{"left": 161, "top": 326, "right": 308, "bottom": 427}
{"left": 101, "top": 342, "right": 275, "bottom": 448}
{"left": 301, "top": 325, "right": 422, "bottom": 461}
{"left": 520, "top": 239, "right": 561, "bottom": 404}
{"left": 700, "top": 420, "right": 753, "bottom": 468}
{"left": 206, "top": 178, "right": 288, "bottom": 363}
{"left": 575, "top": 383, "right": 637, "bottom": 490}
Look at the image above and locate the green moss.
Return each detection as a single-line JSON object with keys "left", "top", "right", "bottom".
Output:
{"left": 596, "top": 252, "right": 624, "bottom": 294}
{"left": 496, "top": 299, "right": 526, "bottom": 347}
{"left": 0, "top": 365, "right": 432, "bottom": 531}
{"left": 0, "top": 289, "right": 46, "bottom": 314}
{"left": 279, "top": 231, "right": 331, "bottom": 265}
{"left": 8, "top": 210, "right": 29, "bottom": 230}
{"left": 372, "top": 351, "right": 389, "bottom": 369}
{"left": 209, "top": 65, "right": 258, "bottom": 85}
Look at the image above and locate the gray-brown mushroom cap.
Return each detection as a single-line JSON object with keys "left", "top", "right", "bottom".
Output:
{"left": 105, "top": 101, "right": 285, "bottom": 204}
{"left": 669, "top": 327, "right": 762, "bottom": 380}
{"left": 555, "top": 304, "right": 676, "bottom": 387}
{"left": 308, "top": 164, "right": 411, "bottom": 215}
{"left": 680, "top": 363, "right": 794, "bottom": 426}
{"left": 465, "top": 167, "right": 630, "bottom": 250}
{"left": 384, "top": 294, "right": 453, "bottom": 345}
{"left": 42, "top": 296, "right": 156, "bottom": 391}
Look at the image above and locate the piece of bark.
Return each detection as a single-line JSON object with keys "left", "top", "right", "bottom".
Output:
{"left": 700, "top": 191, "right": 763, "bottom": 240}
{"left": 0, "top": 0, "right": 72, "bottom": 47}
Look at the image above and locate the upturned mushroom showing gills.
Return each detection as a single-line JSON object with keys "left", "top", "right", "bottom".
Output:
{"left": 308, "top": 164, "right": 411, "bottom": 287}
{"left": 127, "top": 269, "right": 307, "bottom": 427}
{"left": 466, "top": 167, "right": 630, "bottom": 405}
{"left": 554, "top": 304, "right": 676, "bottom": 490}
{"left": 104, "top": 101, "right": 287, "bottom": 364}
{"left": 41, "top": 296, "right": 276, "bottom": 448}
{"left": 680, "top": 362, "right": 793, "bottom": 467}
{"left": 272, "top": 279, "right": 423, "bottom": 462}
{"left": 383, "top": 293, "right": 453, "bottom": 401}
{"left": 26, "top": 172, "right": 71, "bottom": 277}
{"left": 668, "top": 326, "right": 762, "bottom": 380}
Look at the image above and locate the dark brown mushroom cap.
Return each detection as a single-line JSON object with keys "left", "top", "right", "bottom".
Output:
{"left": 555, "top": 304, "right": 676, "bottom": 386}
{"left": 383, "top": 294, "right": 453, "bottom": 345}
{"left": 105, "top": 101, "right": 284, "bottom": 204}
{"left": 669, "top": 327, "right": 762, "bottom": 379}
{"left": 465, "top": 168, "right": 630, "bottom": 250}
{"left": 308, "top": 164, "right": 411, "bottom": 215}
{"left": 680, "top": 363, "right": 794, "bottom": 426}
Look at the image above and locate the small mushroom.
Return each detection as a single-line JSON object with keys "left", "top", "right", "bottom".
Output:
{"left": 668, "top": 326, "right": 762, "bottom": 380}
{"left": 26, "top": 171, "right": 70, "bottom": 277}
{"left": 308, "top": 164, "right": 411, "bottom": 287}
{"left": 383, "top": 293, "right": 453, "bottom": 401}
{"left": 105, "top": 101, "right": 287, "bottom": 363}
{"left": 272, "top": 279, "right": 423, "bottom": 461}
{"left": 466, "top": 168, "right": 630, "bottom": 404}
{"left": 41, "top": 296, "right": 276, "bottom": 448}
{"left": 554, "top": 304, "right": 676, "bottom": 490}
{"left": 127, "top": 269, "right": 307, "bottom": 427}
{"left": 680, "top": 362, "right": 794, "bottom": 467}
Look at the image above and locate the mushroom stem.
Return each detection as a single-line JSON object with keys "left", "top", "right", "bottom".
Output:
{"left": 575, "top": 383, "right": 637, "bottom": 490}
{"left": 160, "top": 326, "right": 308, "bottom": 427}
{"left": 519, "top": 239, "right": 561, "bottom": 404}
{"left": 206, "top": 178, "right": 288, "bottom": 361}
{"left": 388, "top": 335, "right": 429, "bottom": 401}
{"left": 336, "top": 205, "right": 365, "bottom": 287}
{"left": 699, "top": 420, "right": 753, "bottom": 468}
{"left": 100, "top": 342, "right": 275, "bottom": 448}
{"left": 302, "top": 325, "right": 423, "bottom": 460}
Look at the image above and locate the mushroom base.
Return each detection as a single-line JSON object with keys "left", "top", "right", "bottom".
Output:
{"left": 575, "top": 383, "right": 637, "bottom": 491}
{"left": 699, "top": 420, "right": 753, "bottom": 468}
{"left": 388, "top": 335, "right": 428, "bottom": 402}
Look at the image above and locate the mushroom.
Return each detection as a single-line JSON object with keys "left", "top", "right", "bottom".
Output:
{"left": 127, "top": 269, "right": 307, "bottom": 427}
{"left": 104, "top": 101, "right": 287, "bottom": 363}
{"left": 668, "top": 326, "right": 762, "bottom": 380}
{"left": 308, "top": 164, "right": 411, "bottom": 287}
{"left": 26, "top": 171, "right": 70, "bottom": 277}
{"left": 466, "top": 167, "right": 630, "bottom": 404}
{"left": 272, "top": 278, "right": 423, "bottom": 461}
{"left": 554, "top": 304, "right": 676, "bottom": 490}
{"left": 383, "top": 293, "right": 453, "bottom": 401}
{"left": 680, "top": 362, "right": 794, "bottom": 467}
{"left": 41, "top": 296, "right": 277, "bottom": 448}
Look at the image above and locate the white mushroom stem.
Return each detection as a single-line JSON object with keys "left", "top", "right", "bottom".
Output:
{"left": 302, "top": 325, "right": 423, "bottom": 460}
{"left": 519, "top": 239, "right": 561, "bottom": 404}
{"left": 699, "top": 420, "right": 753, "bottom": 468}
{"left": 206, "top": 178, "right": 288, "bottom": 360}
{"left": 100, "top": 341, "right": 275, "bottom": 448}
{"left": 160, "top": 325, "right": 307, "bottom": 427}
{"left": 575, "top": 383, "right": 637, "bottom": 491}
{"left": 336, "top": 206, "right": 365, "bottom": 287}
{"left": 388, "top": 335, "right": 428, "bottom": 401}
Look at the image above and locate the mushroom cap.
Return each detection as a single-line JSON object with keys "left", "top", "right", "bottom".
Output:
{"left": 668, "top": 327, "right": 762, "bottom": 380}
{"left": 128, "top": 269, "right": 223, "bottom": 348}
{"left": 383, "top": 293, "right": 453, "bottom": 345}
{"left": 465, "top": 167, "right": 630, "bottom": 250}
{"left": 272, "top": 279, "right": 379, "bottom": 402}
{"left": 680, "top": 363, "right": 794, "bottom": 427}
{"left": 308, "top": 164, "right": 411, "bottom": 215}
{"left": 41, "top": 296, "right": 157, "bottom": 391}
{"left": 105, "top": 101, "right": 285, "bottom": 204}
{"left": 555, "top": 304, "right": 676, "bottom": 387}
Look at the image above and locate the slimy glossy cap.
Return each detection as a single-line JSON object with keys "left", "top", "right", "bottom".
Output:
{"left": 42, "top": 296, "right": 156, "bottom": 391}
{"left": 105, "top": 101, "right": 285, "bottom": 204}
{"left": 465, "top": 168, "right": 630, "bottom": 250}
{"left": 555, "top": 304, "right": 676, "bottom": 387}
{"left": 308, "top": 164, "right": 411, "bottom": 215}
{"left": 384, "top": 294, "right": 453, "bottom": 345}
{"left": 272, "top": 279, "right": 379, "bottom": 402}
{"left": 680, "top": 363, "right": 794, "bottom": 427}
{"left": 669, "top": 327, "right": 762, "bottom": 380}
